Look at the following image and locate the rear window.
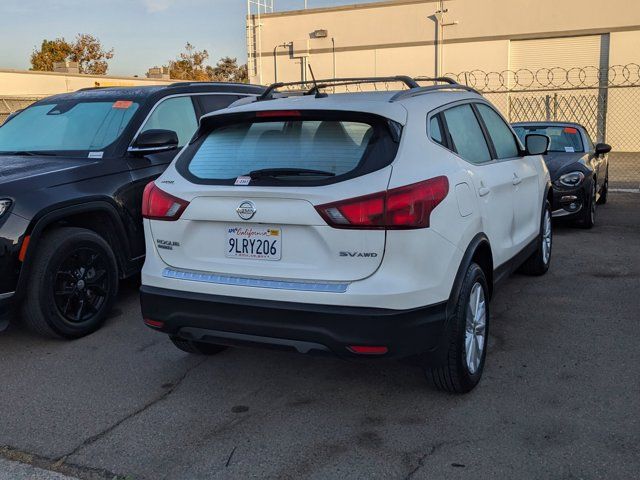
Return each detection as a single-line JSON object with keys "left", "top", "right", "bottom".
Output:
{"left": 177, "top": 111, "right": 400, "bottom": 186}
{"left": 513, "top": 125, "right": 584, "bottom": 153}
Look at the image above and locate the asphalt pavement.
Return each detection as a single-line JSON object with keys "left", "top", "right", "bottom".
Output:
{"left": 1, "top": 193, "right": 638, "bottom": 480}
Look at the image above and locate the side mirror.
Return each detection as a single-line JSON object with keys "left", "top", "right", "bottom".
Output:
{"left": 595, "top": 143, "right": 612, "bottom": 155}
{"left": 128, "top": 129, "right": 178, "bottom": 155}
{"left": 525, "top": 134, "right": 549, "bottom": 155}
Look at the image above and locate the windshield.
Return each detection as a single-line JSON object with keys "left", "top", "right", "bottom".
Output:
{"left": 513, "top": 125, "right": 584, "bottom": 153}
{"left": 0, "top": 99, "right": 140, "bottom": 155}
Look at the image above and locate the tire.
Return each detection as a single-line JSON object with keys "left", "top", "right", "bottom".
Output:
{"left": 597, "top": 173, "right": 608, "bottom": 205}
{"left": 170, "top": 336, "right": 228, "bottom": 355}
{"left": 578, "top": 181, "right": 596, "bottom": 229}
{"left": 21, "top": 227, "right": 118, "bottom": 339}
{"left": 425, "top": 263, "right": 489, "bottom": 394}
{"left": 520, "top": 200, "right": 552, "bottom": 276}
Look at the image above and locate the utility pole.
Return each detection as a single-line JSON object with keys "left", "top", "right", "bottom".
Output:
{"left": 434, "top": 0, "right": 458, "bottom": 77}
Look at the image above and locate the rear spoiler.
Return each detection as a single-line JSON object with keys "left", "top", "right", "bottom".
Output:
{"left": 192, "top": 109, "right": 404, "bottom": 144}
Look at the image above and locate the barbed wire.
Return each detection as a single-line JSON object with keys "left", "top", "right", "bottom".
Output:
{"left": 445, "top": 64, "right": 640, "bottom": 92}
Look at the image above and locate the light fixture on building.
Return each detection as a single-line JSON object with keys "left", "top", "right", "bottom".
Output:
{"left": 311, "top": 29, "right": 329, "bottom": 39}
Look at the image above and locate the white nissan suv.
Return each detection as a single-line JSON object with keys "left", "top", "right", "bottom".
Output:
{"left": 140, "top": 76, "right": 552, "bottom": 393}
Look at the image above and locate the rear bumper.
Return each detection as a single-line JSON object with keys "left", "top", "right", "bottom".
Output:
{"left": 140, "top": 285, "right": 448, "bottom": 359}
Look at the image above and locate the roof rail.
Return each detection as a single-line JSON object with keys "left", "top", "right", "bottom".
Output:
{"left": 388, "top": 77, "right": 480, "bottom": 102}
{"left": 166, "top": 81, "right": 259, "bottom": 88}
{"left": 258, "top": 76, "right": 420, "bottom": 101}
{"left": 76, "top": 86, "right": 106, "bottom": 92}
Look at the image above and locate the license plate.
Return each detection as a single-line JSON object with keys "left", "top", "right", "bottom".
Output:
{"left": 226, "top": 226, "right": 282, "bottom": 260}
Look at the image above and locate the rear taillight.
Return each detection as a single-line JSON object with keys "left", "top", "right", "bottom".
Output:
{"left": 315, "top": 176, "right": 449, "bottom": 229}
{"left": 142, "top": 182, "right": 189, "bottom": 221}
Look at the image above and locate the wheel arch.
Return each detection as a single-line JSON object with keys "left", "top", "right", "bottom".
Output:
{"left": 15, "top": 201, "right": 133, "bottom": 300}
{"left": 447, "top": 233, "right": 494, "bottom": 314}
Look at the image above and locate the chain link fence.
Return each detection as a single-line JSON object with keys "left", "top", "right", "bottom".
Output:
{"left": 2, "top": 65, "right": 639, "bottom": 191}
{"left": 0, "top": 96, "right": 42, "bottom": 125}
{"left": 447, "top": 64, "right": 640, "bottom": 191}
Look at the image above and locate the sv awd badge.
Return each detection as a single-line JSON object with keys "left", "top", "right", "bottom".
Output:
{"left": 340, "top": 251, "right": 379, "bottom": 258}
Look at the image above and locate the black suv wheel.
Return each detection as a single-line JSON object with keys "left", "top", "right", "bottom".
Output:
{"left": 21, "top": 227, "right": 118, "bottom": 339}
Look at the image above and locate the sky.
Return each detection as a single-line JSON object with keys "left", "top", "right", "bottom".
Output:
{"left": 0, "top": 0, "right": 378, "bottom": 77}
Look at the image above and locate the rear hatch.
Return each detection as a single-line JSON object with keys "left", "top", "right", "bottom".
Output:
{"left": 148, "top": 108, "right": 404, "bottom": 283}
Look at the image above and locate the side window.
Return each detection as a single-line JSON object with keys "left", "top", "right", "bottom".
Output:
{"left": 197, "top": 95, "right": 242, "bottom": 114}
{"left": 140, "top": 96, "right": 197, "bottom": 147}
{"left": 584, "top": 132, "right": 595, "bottom": 152}
{"left": 476, "top": 103, "right": 519, "bottom": 159}
{"left": 442, "top": 104, "right": 491, "bottom": 164}
{"left": 429, "top": 115, "right": 446, "bottom": 146}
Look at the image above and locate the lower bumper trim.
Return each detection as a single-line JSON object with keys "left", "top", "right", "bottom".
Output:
{"left": 140, "top": 285, "right": 448, "bottom": 359}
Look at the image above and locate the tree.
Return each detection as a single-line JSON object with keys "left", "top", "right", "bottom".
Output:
{"left": 168, "top": 43, "right": 212, "bottom": 81}
{"left": 30, "top": 34, "right": 114, "bottom": 74}
{"left": 70, "top": 34, "right": 114, "bottom": 75}
{"left": 30, "top": 38, "right": 73, "bottom": 72}
{"left": 211, "top": 57, "right": 248, "bottom": 83}
{"left": 168, "top": 44, "right": 249, "bottom": 83}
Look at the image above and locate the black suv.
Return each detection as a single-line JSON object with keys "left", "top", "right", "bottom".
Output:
{"left": 0, "top": 82, "right": 264, "bottom": 337}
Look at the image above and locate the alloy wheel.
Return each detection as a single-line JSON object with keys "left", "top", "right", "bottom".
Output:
{"left": 465, "top": 282, "right": 486, "bottom": 374}
{"left": 590, "top": 183, "right": 597, "bottom": 224}
{"left": 542, "top": 209, "right": 552, "bottom": 265}
{"left": 53, "top": 247, "right": 110, "bottom": 323}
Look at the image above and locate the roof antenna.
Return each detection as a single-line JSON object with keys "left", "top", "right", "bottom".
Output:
{"left": 308, "top": 64, "right": 328, "bottom": 98}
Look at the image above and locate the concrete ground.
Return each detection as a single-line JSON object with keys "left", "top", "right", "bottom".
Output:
{"left": 1, "top": 193, "right": 638, "bottom": 480}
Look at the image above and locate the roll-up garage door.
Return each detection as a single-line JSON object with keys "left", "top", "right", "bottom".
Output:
{"left": 509, "top": 34, "right": 609, "bottom": 72}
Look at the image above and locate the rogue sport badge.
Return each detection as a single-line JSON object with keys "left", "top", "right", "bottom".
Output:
{"left": 236, "top": 200, "right": 257, "bottom": 220}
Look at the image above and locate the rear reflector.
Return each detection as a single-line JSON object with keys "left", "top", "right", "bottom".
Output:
{"left": 144, "top": 318, "right": 164, "bottom": 328}
{"left": 256, "top": 110, "right": 301, "bottom": 118}
{"left": 348, "top": 345, "right": 389, "bottom": 355}
{"left": 316, "top": 176, "right": 449, "bottom": 230}
{"left": 142, "top": 182, "right": 189, "bottom": 221}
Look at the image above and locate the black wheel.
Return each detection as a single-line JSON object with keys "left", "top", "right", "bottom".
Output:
{"left": 597, "top": 174, "right": 608, "bottom": 205}
{"left": 21, "top": 227, "right": 118, "bottom": 339}
{"left": 170, "top": 336, "right": 227, "bottom": 355}
{"left": 520, "top": 200, "right": 552, "bottom": 276}
{"left": 578, "top": 181, "right": 596, "bottom": 229}
{"left": 425, "top": 263, "right": 489, "bottom": 394}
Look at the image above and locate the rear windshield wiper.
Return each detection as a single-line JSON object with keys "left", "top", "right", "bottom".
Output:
{"left": 248, "top": 168, "right": 336, "bottom": 179}
{"left": 0, "top": 150, "right": 58, "bottom": 156}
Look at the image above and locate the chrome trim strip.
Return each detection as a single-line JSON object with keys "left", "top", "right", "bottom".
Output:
{"left": 162, "top": 268, "right": 348, "bottom": 293}
{"left": 552, "top": 206, "right": 582, "bottom": 217}
{"left": 0, "top": 291, "right": 15, "bottom": 300}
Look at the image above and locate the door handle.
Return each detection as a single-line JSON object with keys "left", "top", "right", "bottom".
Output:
{"left": 512, "top": 173, "right": 522, "bottom": 186}
{"left": 478, "top": 186, "right": 490, "bottom": 197}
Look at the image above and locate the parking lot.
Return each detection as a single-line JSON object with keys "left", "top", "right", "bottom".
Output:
{"left": 0, "top": 193, "right": 638, "bottom": 480}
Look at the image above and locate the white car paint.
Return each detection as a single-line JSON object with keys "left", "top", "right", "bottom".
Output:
{"left": 141, "top": 89, "right": 549, "bottom": 311}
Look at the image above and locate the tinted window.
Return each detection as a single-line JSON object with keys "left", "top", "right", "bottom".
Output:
{"left": 442, "top": 104, "right": 491, "bottom": 164}
{"left": 0, "top": 100, "right": 139, "bottom": 153}
{"left": 140, "top": 96, "right": 197, "bottom": 146}
{"left": 513, "top": 125, "right": 584, "bottom": 153}
{"left": 187, "top": 119, "right": 374, "bottom": 180}
{"left": 476, "top": 104, "right": 519, "bottom": 159}
{"left": 429, "top": 116, "right": 445, "bottom": 146}
{"left": 197, "top": 95, "right": 242, "bottom": 114}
